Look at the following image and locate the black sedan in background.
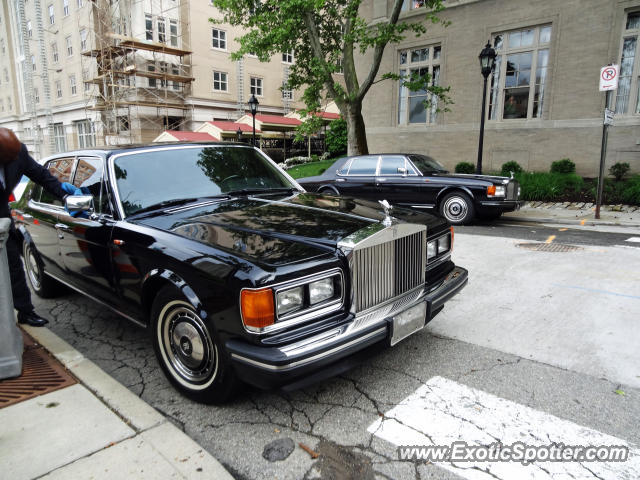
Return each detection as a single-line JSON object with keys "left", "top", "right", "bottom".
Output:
{"left": 297, "top": 154, "right": 522, "bottom": 225}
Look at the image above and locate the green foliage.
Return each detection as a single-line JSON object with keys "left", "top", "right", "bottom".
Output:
{"left": 325, "top": 118, "right": 347, "bottom": 156}
{"left": 622, "top": 175, "right": 640, "bottom": 204}
{"left": 500, "top": 161, "right": 523, "bottom": 177}
{"left": 287, "top": 159, "right": 337, "bottom": 179}
{"left": 210, "top": 0, "right": 449, "bottom": 154}
{"left": 609, "top": 162, "right": 631, "bottom": 181}
{"left": 455, "top": 162, "right": 475, "bottom": 174}
{"left": 515, "top": 172, "right": 583, "bottom": 201}
{"left": 550, "top": 158, "right": 576, "bottom": 174}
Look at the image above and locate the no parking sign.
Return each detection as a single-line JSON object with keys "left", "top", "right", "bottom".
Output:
{"left": 599, "top": 65, "right": 619, "bottom": 91}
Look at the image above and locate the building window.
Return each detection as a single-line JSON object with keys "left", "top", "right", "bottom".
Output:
{"left": 117, "top": 116, "right": 129, "bottom": 132}
{"left": 172, "top": 64, "right": 180, "bottom": 90}
{"left": 80, "top": 29, "right": 87, "bottom": 51}
{"left": 145, "top": 14, "right": 153, "bottom": 41}
{"left": 282, "top": 50, "right": 294, "bottom": 64}
{"left": 1, "top": 39, "right": 4, "bottom": 54}
{"left": 27, "top": 20, "right": 32, "bottom": 37}
{"left": 76, "top": 0, "right": 83, "bottom": 7}
{"left": 66, "top": 35, "right": 73, "bottom": 56}
{"left": 170, "top": 19, "right": 178, "bottom": 47}
{"left": 82, "top": 69, "right": 90, "bottom": 92}
{"left": 31, "top": 55, "right": 37, "bottom": 72}
{"left": 147, "top": 62, "right": 156, "bottom": 88}
{"left": 63, "top": 0, "right": 69, "bottom": 16}
{"left": 157, "top": 17, "right": 166, "bottom": 43}
{"left": 213, "top": 71, "right": 227, "bottom": 91}
{"left": 7, "top": 97, "right": 12, "bottom": 111}
{"left": 35, "top": 88, "right": 40, "bottom": 103}
{"left": 616, "top": 11, "right": 640, "bottom": 114}
{"left": 53, "top": 123, "right": 66, "bottom": 153}
{"left": 488, "top": 25, "right": 552, "bottom": 120}
{"left": 49, "top": 4, "right": 55, "bottom": 24}
{"left": 69, "top": 75, "right": 77, "bottom": 95}
{"left": 56, "top": 80, "right": 62, "bottom": 98}
{"left": 51, "top": 42, "right": 59, "bottom": 63}
{"left": 159, "top": 61, "right": 167, "bottom": 88}
{"left": 250, "top": 77, "right": 263, "bottom": 96}
{"left": 401, "top": 0, "right": 426, "bottom": 11}
{"left": 76, "top": 120, "right": 95, "bottom": 148}
{"left": 0, "top": 99, "right": 3, "bottom": 112}
{"left": 397, "top": 45, "right": 441, "bottom": 125}
{"left": 3, "top": 68, "right": 8, "bottom": 82}
{"left": 211, "top": 28, "right": 226, "bottom": 50}
{"left": 282, "top": 82, "right": 293, "bottom": 100}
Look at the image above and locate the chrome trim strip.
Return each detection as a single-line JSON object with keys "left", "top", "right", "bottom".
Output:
{"left": 230, "top": 327, "right": 387, "bottom": 371}
{"left": 240, "top": 268, "right": 345, "bottom": 334}
{"left": 164, "top": 199, "right": 229, "bottom": 213}
{"left": 43, "top": 271, "right": 146, "bottom": 327}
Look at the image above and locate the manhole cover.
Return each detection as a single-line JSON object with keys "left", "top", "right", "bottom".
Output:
{"left": 0, "top": 329, "right": 76, "bottom": 408}
{"left": 516, "top": 243, "right": 583, "bottom": 252}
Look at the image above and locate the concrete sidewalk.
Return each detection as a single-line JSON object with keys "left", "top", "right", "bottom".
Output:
{"left": 0, "top": 326, "right": 234, "bottom": 480}
{"left": 502, "top": 201, "right": 640, "bottom": 228}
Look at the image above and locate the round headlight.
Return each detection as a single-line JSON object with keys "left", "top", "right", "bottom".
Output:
{"left": 276, "top": 286, "right": 303, "bottom": 315}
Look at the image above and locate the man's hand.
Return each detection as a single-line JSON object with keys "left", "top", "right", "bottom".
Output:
{"left": 61, "top": 182, "right": 83, "bottom": 196}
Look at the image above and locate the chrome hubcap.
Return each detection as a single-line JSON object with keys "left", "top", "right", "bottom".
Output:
{"left": 26, "top": 248, "right": 41, "bottom": 290}
{"left": 443, "top": 196, "right": 468, "bottom": 222}
{"left": 162, "top": 306, "right": 216, "bottom": 385}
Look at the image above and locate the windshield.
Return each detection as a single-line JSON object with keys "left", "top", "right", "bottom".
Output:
{"left": 409, "top": 155, "right": 448, "bottom": 174}
{"left": 114, "top": 146, "right": 295, "bottom": 216}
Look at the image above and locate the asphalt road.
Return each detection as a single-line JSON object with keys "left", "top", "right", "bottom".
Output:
{"left": 33, "top": 220, "right": 640, "bottom": 480}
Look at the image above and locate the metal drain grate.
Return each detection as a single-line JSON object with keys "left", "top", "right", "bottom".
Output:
{"left": 0, "top": 329, "right": 76, "bottom": 408}
{"left": 516, "top": 243, "right": 583, "bottom": 252}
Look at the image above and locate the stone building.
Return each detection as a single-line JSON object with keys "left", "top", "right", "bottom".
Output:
{"left": 0, "top": 0, "right": 300, "bottom": 159}
{"left": 360, "top": 0, "right": 640, "bottom": 176}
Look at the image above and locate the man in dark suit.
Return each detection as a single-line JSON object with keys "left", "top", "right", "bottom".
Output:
{"left": 0, "top": 127, "right": 72, "bottom": 326}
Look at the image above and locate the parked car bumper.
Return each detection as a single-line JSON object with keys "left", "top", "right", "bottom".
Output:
{"left": 226, "top": 266, "right": 468, "bottom": 390}
{"left": 478, "top": 199, "right": 523, "bottom": 213}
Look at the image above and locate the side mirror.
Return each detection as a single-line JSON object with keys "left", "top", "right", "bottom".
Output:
{"left": 65, "top": 195, "right": 94, "bottom": 217}
{"left": 397, "top": 167, "right": 407, "bottom": 176}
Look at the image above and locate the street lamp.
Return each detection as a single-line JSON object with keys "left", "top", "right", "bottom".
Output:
{"left": 476, "top": 41, "right": 496, "bottom": 175}
{"left": 236, "top": 127, "right": 243, "bottom": 142}
{"left": 248, "top": 94, "right": 259, "bottom": 147}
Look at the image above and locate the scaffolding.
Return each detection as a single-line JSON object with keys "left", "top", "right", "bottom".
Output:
{"left": 81, "top": 0, "right": 193, "bottom": 145}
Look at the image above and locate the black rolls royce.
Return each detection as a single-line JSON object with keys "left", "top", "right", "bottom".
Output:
{"left": 297, "top": 154, "right": 522, "bottom": 225}
{"left": 12, "top": 143, "right": 467, "bottom": 403}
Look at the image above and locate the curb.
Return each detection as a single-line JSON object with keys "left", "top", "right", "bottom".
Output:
{"left": 500, "top": 214, "right": 640, "bottom": 228}
{"left": 21, "top": 325, "right": 234, "bottom": 480}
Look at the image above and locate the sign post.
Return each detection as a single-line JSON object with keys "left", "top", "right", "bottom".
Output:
{"left": 596, "top": 65, "right": 618, "bottom": 219}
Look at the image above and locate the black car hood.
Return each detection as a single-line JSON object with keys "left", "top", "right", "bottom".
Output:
{"left": 132, "top": 192, "right": 448, "bottom": 266}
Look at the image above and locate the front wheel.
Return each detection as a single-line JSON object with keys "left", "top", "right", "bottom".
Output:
{"left": 151, "top": 285, "right": 237, "bottom": 403}
{"left": 439, "top": 192, "right": 475, "bottom": 225}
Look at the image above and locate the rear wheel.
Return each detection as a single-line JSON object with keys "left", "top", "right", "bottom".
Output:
{"left": 439, "top": 192, "right": 475, "bottom": 225}
{"left": 22, "top": 241, "right": 62, "bottom": 298}
{"left": 150, "top": 285, "right": 237, "bottom": 403}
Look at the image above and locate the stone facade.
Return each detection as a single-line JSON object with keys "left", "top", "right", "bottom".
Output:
{"left": 360, "top": 0, "right": 640, "bottom": 176}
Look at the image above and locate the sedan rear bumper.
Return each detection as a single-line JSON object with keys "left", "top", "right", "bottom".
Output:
{"left": 226, "top": 266, "right": 468, "bottom": 390}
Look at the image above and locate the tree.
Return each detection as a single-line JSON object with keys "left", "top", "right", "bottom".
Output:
{"left": 211, "top": 0, "right": 451, "bottom": 156}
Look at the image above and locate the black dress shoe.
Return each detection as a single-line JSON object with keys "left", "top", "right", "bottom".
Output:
{"left": 17, "top": 311, "right": 49, "bottom": 327}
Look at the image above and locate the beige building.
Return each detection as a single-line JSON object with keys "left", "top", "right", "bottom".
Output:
{"left": 0, "top": 0, "right": 301, "bottom": 159}
{"left": 360, "top": 0, "right": 640, "bottom": 176}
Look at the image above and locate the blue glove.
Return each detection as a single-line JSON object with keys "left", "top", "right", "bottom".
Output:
{"left": 61, "top": 182, "right": 83, "bottom": 196}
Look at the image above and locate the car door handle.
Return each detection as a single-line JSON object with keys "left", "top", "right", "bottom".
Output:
{"left": 54, "top": 223, "right": 72, "bottom": 232}
{"left": 335, "top": 178, "right": 346, "bottom": 182}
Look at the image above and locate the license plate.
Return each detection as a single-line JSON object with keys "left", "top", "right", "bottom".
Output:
{"left": 390, "top": 301, "right": 427, "bottom": 346}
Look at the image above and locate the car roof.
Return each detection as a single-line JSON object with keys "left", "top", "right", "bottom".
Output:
{"left": 41, "top": 142, "right": 250, "bottom": 162}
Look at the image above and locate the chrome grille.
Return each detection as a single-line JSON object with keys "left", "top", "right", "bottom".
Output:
{"left": 507, "top": 181, "right": 516, "bottom": 200}
{"left": 351, "top": 230, "right": 426, "bottom": 313}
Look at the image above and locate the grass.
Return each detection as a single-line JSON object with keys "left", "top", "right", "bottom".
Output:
{"left": 287, "top": 159, "right": 337, "bottom": 179}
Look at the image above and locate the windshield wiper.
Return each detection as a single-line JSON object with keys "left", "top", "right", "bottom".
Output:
{"left": 129, "top": 197, "right": 202, "bottom": 216}
{"left": 226, "top": 187, "right": 296, "bottom": 196}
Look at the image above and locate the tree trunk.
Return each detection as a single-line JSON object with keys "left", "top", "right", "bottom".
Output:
{"left": 346, "top": 103, "right": 369, "bottom": 156}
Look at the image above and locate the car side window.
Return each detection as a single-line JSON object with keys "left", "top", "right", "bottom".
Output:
{"left": 72, "top": 157, "right": 110, "bottom": 215}
{"left": 347, "top": 156, "right": 379, "bottom": 175}
{"left": 40, "top": 157, "right": 75, "bottom": 206}
{"left": 379, "top": 156, "right": 414, "bottom": 176}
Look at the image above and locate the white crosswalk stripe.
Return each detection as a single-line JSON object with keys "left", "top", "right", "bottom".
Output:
{"left": 368, "top": 376, "right": 640, "bottom": 479}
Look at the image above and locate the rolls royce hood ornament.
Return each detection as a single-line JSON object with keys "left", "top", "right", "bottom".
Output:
{"left": 379, "top": 199, "right": 394, "bottom": 227}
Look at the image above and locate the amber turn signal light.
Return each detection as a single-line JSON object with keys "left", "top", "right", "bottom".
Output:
{"left": 486, "top": 185, "right": 496, "bottom": 196}
{"left": 241, "top": 288, "right": 275, "bottom": 329}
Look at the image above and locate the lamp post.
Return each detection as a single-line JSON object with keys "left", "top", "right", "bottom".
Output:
{"left": 476, "top": 41, "right": 496, "bottom": 175}
{"left": 236, "top": 127, "right": 243, "bottom": 142}
{"left": 248, "top": 94, "right": 259, "bottom": 147}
